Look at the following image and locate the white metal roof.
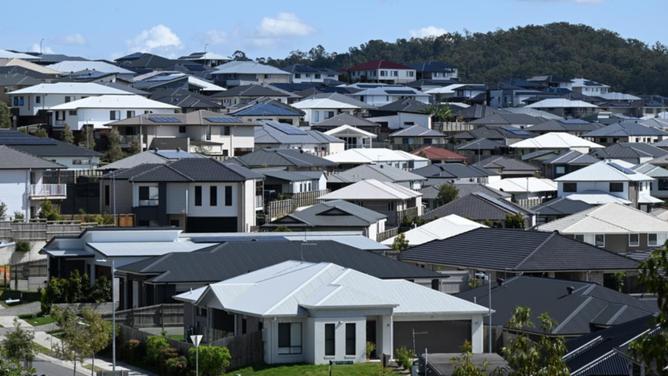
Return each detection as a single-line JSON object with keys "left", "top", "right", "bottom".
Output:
{"left": 292, "top": 98, "right": 360, "bottom": 110}
{"left": 88, "top": 241, "right": 216, "bottom": 257}
{"left": 536, "top": 202, "right": 668, "bottom": 234}
{"left": 0, "top": 49, "right": 39, "bottom": 60}
{"left": 526, "top": 98, "right": 598, "bottom": 109}
{"left": 382, "top": 214, "right": 485, "bottom": 246}
{"left": 425, "top": 84, "right": 467, "bottom": 94}
{"left": 564, "top": 192, "right": 631, "bottom": 205}
{"left": 47, "top": 60, "right": 134, "bottom": 74}
{"left": 320, "top": 179, "right": 421, "bottom": 200}
{"left": 555, "top": 160, "right": 653, "bottom": 182}
{"left": 324, "top": 148, "right": 427, "bottom": 164}
{"left": 9, "top": 82, "right": 134, "bottom": 95}
{"left": 174, "top": 260, "right": 488, "bottom": 317}
{"left": 49, "top": 95, "right": 179, "bottom": 110}
{"left": 510, "top": 132, "right": 603, "bottom": 150}
{"left": 487, "top": 177, "right": 557, "bottom": 193}
{"left": 188, "top": 76, "right": 226, "bottom": 91}
{"left": 324, "top": 125, "right": 377, "bottom": 138}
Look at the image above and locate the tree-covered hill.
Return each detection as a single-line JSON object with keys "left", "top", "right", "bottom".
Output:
{"left": 259, "top": 23, "right": 668, "bottom": 96}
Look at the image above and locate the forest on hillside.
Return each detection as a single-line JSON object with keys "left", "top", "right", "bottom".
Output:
{"left": 255, "top": 23, "right": 668, "bottom": 96}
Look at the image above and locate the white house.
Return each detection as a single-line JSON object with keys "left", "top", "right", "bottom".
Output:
{"left": 325, "top": 148, "right": 430, "bottom": 170}
{"left": 174, "top": 261, "right": 488, "bottom": 364}
{"left": 346, "top": 60, "right": 417, "bottom": 84}
{"left": 350, "top": 86, "right": 430, "bottom": 107}
{"left": 210, "top": 61, "right": 290, "bottom": 87}
{"left": 382, "top": 214, "right": 485, "bottom": 247}
{"left": 559, "top": 78, "right": 610, "bottom": 96}
{"left": 292, "top": 96, "right": 365, "bottom": 124}
{"left": 0, "top": 145, "right": 65, "bottom": 221}
{"left": 324, "top": 125, "right": 376, "bottom": 149}
{"left": 49, "top": 95, "right": 179, "bottom": 130}
{"left": 8, "top": 82, "right": 134, "bottom": 116}
{"left": 510, "top": 132, "right": 604, "bottom": 154}
{"left": 555, "top": 159, "right": 661, "bottom": 211}
{"left": 487, "top": 177, "right": 557, "bottom": 208}
{"left": 255, "top": 121, "right": 345, "bottom": 156}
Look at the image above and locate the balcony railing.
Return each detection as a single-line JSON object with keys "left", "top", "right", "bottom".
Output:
{"left": 376, "top": 227, "right": 399, "bottom": 242}
{"left": 29, "top": 184, "right": 67, "bottom": 198}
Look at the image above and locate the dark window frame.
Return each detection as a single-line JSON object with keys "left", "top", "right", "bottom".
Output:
{"left": 210, "top": 186, "right": 217, "bottom": 206}
{"left": 194, "top": 186, "right": 202, "bottom": 206}
{"left": 324, "top": 323, "right": 335, "bottom": 356}
{"left": 224, "top": 186, "right": 232, "bottom": 207}
{"left": 345, "top": 323, "right": 356, "bottom": 356}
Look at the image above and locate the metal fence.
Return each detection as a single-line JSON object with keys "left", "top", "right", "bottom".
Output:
{"left": 376, "top": 227, "right": 399, "bottom": 242}
{"left": 106, "top": 303, "right": 184, "bottom": 328}
{"left": 265, "top": 190, "right": 329, "bottom": 220}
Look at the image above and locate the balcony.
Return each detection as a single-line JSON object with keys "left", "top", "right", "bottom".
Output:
{"left": 29, "top": 184, "right": 67, "bottom": 199}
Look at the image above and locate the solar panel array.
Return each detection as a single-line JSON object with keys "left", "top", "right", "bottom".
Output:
{"left": 148, "top": 116, "right": 182, "bottom": 123}
{"left": 265, "top": 122, "right": 307, "bottom": 135}
{"left": 204, "top": 116, "right": 240, "bottom": 124}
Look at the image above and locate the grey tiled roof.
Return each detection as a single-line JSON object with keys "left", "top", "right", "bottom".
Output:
{"left": 0, "top": 129, "right": 101, "bottom": 158}
{"left": 401, "top": 228, "right": 639, "bottom": 273}
{"left": 543, "top": 150, "right": 599, "bottom": 165}
{"left": 102, "top": 158, "right": 262, "bottom": 182}
{"left": 456, "top": 138, "right": 505, "bottom": 151}
{"left": 211, "top": 84, "right": 291, "bottom": 98}
{"left": 413, "top": 163, "right": 490, "bottom": 179}
{"left": 0, "top": 145, "right": 64, "bottom": 169}
{"left": 389, "top": 125, "right": 444, "bottom": 137}
{"left": 531, "top": 197, "right": 592, "bottom": 216}
{"left": 584, "top": 120, "right": 668, "bottom": 137}
{"left": 328, "top": 164, "right": 426, "bottom": 184}
{"left": 313, "top": 113, "right": 380, "bottom": 128}
{"left": 267, "top": 200, "right": 386, "bottom": 228}
{"left": 423, "top": 192, "right": 530, "bottom": 221}
{"left": 591, "top": 142, "right": 668, "bottom": 160}
{"left": 473, "top": 156, "right": 539, "bottom": 173}
{"left": 255, "top": 121, "right": 343, "bottom": 145}
{"left": 236, "top": 148, "right": 336, "bottom": 168}
{"left": 376, "top": 98, "right": 430, "bottom": 114}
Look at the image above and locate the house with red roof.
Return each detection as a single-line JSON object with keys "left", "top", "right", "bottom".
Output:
{"left": 412, "top": 146, "right": 468, "bottom": 163}
{"left": 346, "top": 60, "right": 416, "bottom": 84}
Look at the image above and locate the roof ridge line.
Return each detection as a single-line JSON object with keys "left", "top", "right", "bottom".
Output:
{"left": 553, "top": 296, "right": 593, "bottom": 334}
{"left": 515, "top": 231, "right": 557, "bottom": 269}
{"left": 163, "top": 162, "right": 195, "bottom": 181}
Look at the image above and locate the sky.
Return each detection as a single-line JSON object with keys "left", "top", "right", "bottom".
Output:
{"left": 1, "top": 0, "right": 666, "bottom": 61}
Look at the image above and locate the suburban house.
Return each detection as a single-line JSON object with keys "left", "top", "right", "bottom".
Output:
{"left": 254, "top": 121, "right": 345, "bottom": 156}
{"left": 486, "top": 177, "right": 557, "bottom": 208}
{"left": 212, "top": 84, "right": 294, "bottom": 107}
{"left": 346, "top": 60, "right": 416, "bottom": 84}
{"left": 325, "top": 148, "right": 429, "bottom": 170}
{"left": 531, "top": 197, "right": 592, "bottom": 225}
{"left": 319, "top": 179, "right": 423, "bottom": 226}
{"left": 555, "top": 159, "right": 660, "bottom": 210}
{"left": 388, "top": 125, "right": 446, "bottom": 148}
{"left": 8, "top": 82, "right": 134, "bottom": 117}
{"left": 382, "top": 214, "right": 484, "bottom": 247}
{"left": 114, "top": 238, "right": 441, "bottom": 309}
{"left": 259, "top": 170, "right": 326, "bottom": 201}
{"left": 263, "top": 200, "right": 387, "bottom": 239}
{"left": 99, "top": 158, "right": 264, "bottom": 232}
{"left": 210, "top": 61, "right": 290, "bottom": 87}
{"left": 419, "top": 182, "right": 512, "bottom": 210}
{"left": 473, "top": 156, "right": 540, "bottom": 178}
{"left": 324, "top": 125, "right": 376, "bottom": 150}
{"left": 0, "top": 145, "right": 65, "bottom": 221}
{"left": 98, "top": 150, "right": 203, "bottom": 171}
{"left": 526, "top": 119, "right": 604, "bottom": 136}
{"left": 228, "top": 99, "right": 304, "bottom": 126}
{"left": 633, "top": 163, "right": 668, "bottom": 199}
{"left": 48, "top": 95, "right": 179, "bottom": 131}
{"left": 560, "top": 77, "right": 611, "bottom": 95}
{"left": 411, "top": 146, "right": 468, "bottom": 164}
{"left": 234, "top": 149, "right": 337, "bottom": 171}
{"left": 0, "top": 129, "right": 101, "bottom": 170}
{"left": 413, "top": 163, "right": 494, "bottom": 185}
{"left": 283, "top": 64, "right": 339, "bottom": 83}
{"left": 423, "top": 192, "right": 535, "bottom": 228}
{"left": 327, "top": 164, "right": 426, "bottom": 191}
{"left": 591, "top": 142, "right": 668, "bottom": 164}
{"left": 46, "top": 60, "right": 135, "bottom": 80}
{"left": 292, "top": 93, "right": 368, "bottom": 124}
{"left": 108, "top": 111, "right": 255, "bottom": 156}
{"left": 541, "top": 150, "right": 598, "bottom": 179}
{"left": 311, "top": 113, "right": 380, "bottom": 134}
{"left": 174, "top": 260, "right": 489, "bottom": 363}
{"left": 400, "top": 228, "right": 640, "bottom": 291}
{"left": 351, "top": 87, "right": 430, "bottom": 107}
{"left": 456, "top": 139, "right": 506, "bottom": 161}
{"left": 525, "top": 98, "right": 599, "bottom": 118}
{"left": 148, "top": 88, "right": 221, "bottom": 113}
{"left": 456, "top": 276, "right": 656, "bottom": 349}
{"left": 583, "top": 120, "right": 668, "bottom": 145}
{"left": 411, "top": 61, "right": 458, "bottom": 81}
{"left": 367, "top": 98, "right": 432, "bottom": 129}
{"left": 536, "top": 202, "right": 668, "bottom": 254}
{"left": 510, "top": 132, "right": 604, "bottom": 154}
{"left": 471, "top": 113, "right": 545, "bottom": 129}
{"left": 178, "top": 51, "right": 230, "bottom": 67}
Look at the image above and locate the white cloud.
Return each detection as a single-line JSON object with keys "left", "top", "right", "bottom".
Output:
{"left": 30, "top": 43, "right": 54, "bottom": 54}
{"left": 62, "top": 33, "right": 86, "bottom": 45}
{"left": 257, "top": 12, "right": 313, "bottom": 38}
{"left": 205, "top": 30, "right": 228, "bottom": 45}
{"left": 128, "top": 24, "right": 182, "bottom": 52}
{"left": 410, "top": 26, "right": 448, "bottom": 39}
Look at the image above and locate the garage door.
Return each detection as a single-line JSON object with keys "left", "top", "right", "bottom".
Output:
{"left": 186, "top": 217, "right": 238, "bottom": 232}
{"left": 393, "top": 320, "right": 471, "bottom": 353}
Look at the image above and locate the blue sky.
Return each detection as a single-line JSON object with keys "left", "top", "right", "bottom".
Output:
{"left": 1, "top": 0, "right": 666, "bottom": 60}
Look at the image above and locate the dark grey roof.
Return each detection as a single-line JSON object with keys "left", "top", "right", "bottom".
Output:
{"left": 455, "top": 276, "right": 656, "bottom": 336}
{"left": 212, "top": 84, "right": 291, "bottom": 98}
{"left": 423, "top": 192, "right": 530, "bottom": 221}
{"left": 0, "top": 130, "right": 101, "bottom": 158}
{"left": 376, "top": 98, "right": 430, "bottom": 114}
{"left": 471, "top": 113, "right": 544, "bottom": 126}
{"left": 261, "top": 170, "right": 322, "bottom": 182}
{"left": 229, "top": 99, "right": 304, "bottom": 117}
{"left": 528, "top": 119, "right": 604, "bottom": 133}
{"left": 409, "top": 61, "right": 455, "bottom": 72}
{"left": 413, "top": 163, "right": 490, "bottom": 179}
{"left": 473, "top": 156, "right": 539, "bottom": 173}
{"left": 149, "top": 87, "right": 221, "bottom": 109}
{"left": 328, "top": 164, "right": 426, "bottom": 184}
{"left": 456, "top": 138, "right": 505, "bottom": 151}
{"left": 389, "top": 125, "right": 444, "bottom": 137}
{"left": 313, "top": 113, "right": 380, "bottom": 128}
{"left": 103, "top": 158, "right": 262, "bottom": 182}
{"left": 531, "top": 197, "right": 592, "bottom": 217}
{"left": 401, "top": 228, "right": 639, "bottom": 273}
{"left": 584, "top": 120, "right": 668, "bottom": 137}
{"left": 235, "top": 148, "right": 336, "bottom": 168}
{"left": 108, "top": 110, "right": 249, "bottom": 127}
{"left": 420, "top": 182, "right": 511, "bottom": 201}
{"left": 0, "top": 145, "right": 64, "bottom": 169}
{"left": 266, "top": 200, "right": 386, "bottom": 228}
{"left": 543, "top": 150, "right": 599, "bottom": 166}
{"left": 255, "top": 121, "right": 343, "bottom": 145}
{"left": 117, "top": 239, "right": 440, "bottom": 283}
{"left": 591, "top": 142, "right": 668, "bottom": 160}
{"left": 454, "top": 126, "right": 530, "bottom": 141}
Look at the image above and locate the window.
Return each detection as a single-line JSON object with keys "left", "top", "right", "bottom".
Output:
{"left": 574, "top": 234, "right": 584, "bottom": 242}
{"left": 609, "top": 183, "right": 624, "bottom": 192}
{"left": 294, "top": 73, "right": 301, "bottom": 78}
{"left": 179, "top": 126, "right": 186, "bottom": 133}
{"left": 327, "top": 111, "right": 335, "bottom": 119}
{"left": 315, "top": 73, "right": 321, "bottom": 79}
{"left": 68, "top": 110, "right": 77, "bottom": 116}
{"left": 138, "top": 186, "right": 158, "bottom": 206}
{"left": 64, "top": 96, "right": 71, "bottom": 103}
{"left": 648, "top": 233, "right": 658, "bottom": 246}
{"left": 210, "top": 186, "right": 217, "bottom": 206}
{"left": 109, "top": 111, "right": 117, "bottom": 120}
{"left": 424, "top": 138, "right": 432, "bottom": 145}
{"left": 380, "top": 70, "right": 387, "bottom": 77}
{"left": 241, "top": 319, "right": 247, "bottom": 335}
{"left": 629, "top": 233, "right": 640, "bottom": 247}
{"left": 223, "top": 126, "right": 230, "bottom": 136}
{"left": 324, "top": 323, "right": 335, "bottom": 356}
{"left": 55, "top": 111, "right": 65, "bottom": 121}
{"left": 104, "top": 185, "right": 110, "bottom": 206}
{"left": 278, "top": 322, "right": 302, "bottom": 355}
{"left": 555, "top": 166, "right": 566, "bottom": 176}
{"left": 35, "top": 96, "right": 41, "bottom": 104}
{"left": 595, "top": 234, "right": 605, "bottom": 248}
{"left": 345, "top": 323, "right": 356, "bottom": 356}
{"left": 194, "top": 186, "right": 202, "bottom": 206}
{"left": 563, "top": 183, "right": 577, "bottom": 193}
{"left": 225, "top": 186, "right": 232, "bottom": 206}
{"left": 658, "top": 179, "right": 668, "bottom": 191}
{"left": 126, "top": 110, "right": 135, "bottom": 118}
{"left": 393, "top": 70, "right": 398, "bottom": 77}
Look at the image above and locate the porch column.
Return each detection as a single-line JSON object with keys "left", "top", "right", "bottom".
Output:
{"left": 381, "top": 315, "right": 393, "bottom": 359}
{"left": 471, "top": 316, "right": 484, "bottom": 354}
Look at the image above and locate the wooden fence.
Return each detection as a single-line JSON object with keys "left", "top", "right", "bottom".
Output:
{"left": 266, "top": 190, "right": 329, "bottom": 220}
{"left": 105, "top": 303, "right": 184, "bottom": 328}
{"left": 0, "top": 216, "right": 135, "bottom": 241}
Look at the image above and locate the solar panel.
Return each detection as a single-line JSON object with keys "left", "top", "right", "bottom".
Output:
{"left": 148, "top": 116, "right": 181, "bottom": 123}
{"left": 265, "top": 122, "right": 307, "bottom": 135}
{"left": 609, "top": 162, "right": 636, "bottom": 175}
{"left": 204, "top": 116, "right": 240, "bottom": 124}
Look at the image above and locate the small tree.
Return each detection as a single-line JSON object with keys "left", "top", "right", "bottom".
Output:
{"left": 51, "top": 307, "right": 89, "bottom": 376}
{"left": 80, "top": 308, "right": 112, "bottom": 376}
{"left": 0, "top": 102, "right": 11, "bottom": 128}
{"left": 128, "top": 139, "right": 141, "bottom": 155}
{"left": 61, "top": 124, "right": 74, "bottom": 144}
{"left": 80, "top": 125, "right": 94, "bottom": 150}
{"left": 188, "top": 345, "right": 231, "bottom": 376}
{"left": 0, "top": 357, "right": 33, "bottom": 376}
{"left": 504, "top": 213, "right": 525, "bottom": 229}
{"left": 392, "top": 233, "right": 409, "bottom": 251}
{"left": 451, "top": 341, "right": 487, "bottom": 376}
{"left": 437, "top": 184, "right": 459, "bottom": 206}
{"left": 104, "top": 128, "right": 124, "bottom": 162}
{"left": 32, "top": 128, "right": 48, "bottom": 138}
{"left": 14, "top": 241, "right": 30, "bottom": 253}
{"left": 429, "top": 103, "right": 453, "bottom": 122}
{"left": 146, "top": 335, "right": 170, "bottom": 365}
{"left": 2, "top": 318, "right": 35, "bottom": 368}
{"left": 0, "top": 201, "right": 7, "bottom": 220}
{"left": 38, "top": 200, "right": 62, "bottom": 221}
{"left": 13, "top": 211, "right": 24, "bottom": 222}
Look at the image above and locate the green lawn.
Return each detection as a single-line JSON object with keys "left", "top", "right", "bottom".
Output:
{"left": 166, "top": 333, "right": 185, "bottom": 342}
{"left": 18, "top": 313, "right": 56, "bottom": 326}
{"left": 230, "top": 363, "right": 398, "bottom": 376}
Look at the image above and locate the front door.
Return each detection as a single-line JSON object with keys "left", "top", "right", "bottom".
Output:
{"left": 366, "top": 320, "right": 377, "bottom": 359}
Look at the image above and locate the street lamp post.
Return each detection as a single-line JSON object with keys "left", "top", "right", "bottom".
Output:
{"left": 190, "top": 335, "right": 203, "bottom": 376}
{"left": 97, "top": 258, "right": 116, "bottom": 373}
{"left": 476, "top": 272, "right": 493, "bottom": 353}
